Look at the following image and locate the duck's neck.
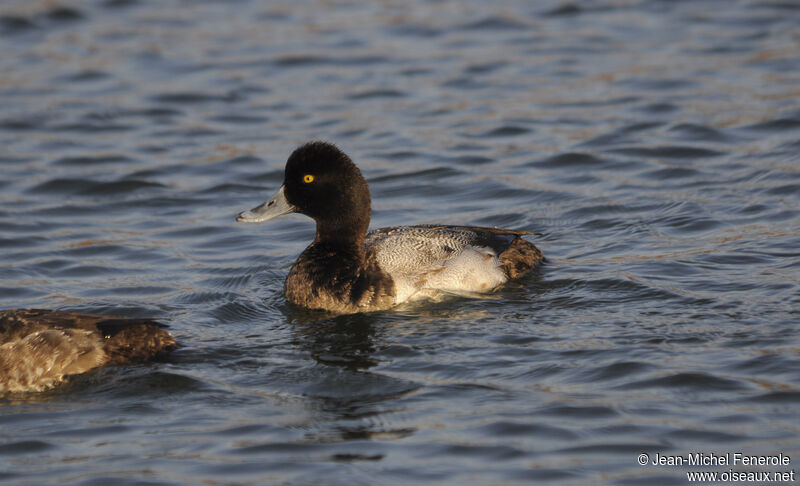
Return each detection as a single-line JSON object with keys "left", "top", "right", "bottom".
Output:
{"left": 313, "top": 213, "right": 369, "bottom": 256}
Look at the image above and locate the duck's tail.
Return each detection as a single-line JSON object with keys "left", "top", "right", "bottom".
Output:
{"left": 499, "top": 237, "right": 545, "bottom": 279}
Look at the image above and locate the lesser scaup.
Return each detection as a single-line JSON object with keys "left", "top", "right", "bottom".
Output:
{"left": 237, "top": 141, "right": 543, "bottom": 313}
{"left": 0, "top": 309, "right": 176, "bottom": 392}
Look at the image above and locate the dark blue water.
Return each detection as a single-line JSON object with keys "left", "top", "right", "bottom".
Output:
{"left": 2, "top": 0, "right": 799, "bottom": 484}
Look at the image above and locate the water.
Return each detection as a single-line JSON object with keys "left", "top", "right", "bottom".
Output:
{"left": 1, "top": 0, "right": 799, "bottom": 484}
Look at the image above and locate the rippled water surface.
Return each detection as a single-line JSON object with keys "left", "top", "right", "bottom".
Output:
{"left": 2, "top": 0, "right": 800, "bottom": 484}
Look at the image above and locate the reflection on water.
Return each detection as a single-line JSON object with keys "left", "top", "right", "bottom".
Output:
{"left": 2, "top": 0, "right": 800, "bottom": 484}
{"left": 291, "top": 313, "right": 382, "bottom": 370}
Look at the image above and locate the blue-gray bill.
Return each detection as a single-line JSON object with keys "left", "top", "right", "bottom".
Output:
{"left": 236, "top": 185, "right": 296, "bottom": 223}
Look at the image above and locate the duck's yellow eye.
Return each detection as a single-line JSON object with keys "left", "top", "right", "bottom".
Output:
{"left": 303, "top": 174, "right": 314, "bottom": 183}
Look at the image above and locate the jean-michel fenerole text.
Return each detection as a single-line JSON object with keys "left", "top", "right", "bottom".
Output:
{"left": 651, "top": 452, "right": 791, "bottom": 467}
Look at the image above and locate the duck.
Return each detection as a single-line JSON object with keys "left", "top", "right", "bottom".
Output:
{"left": 0, "top": 308, "right": 176, "bottom": 393}
{"left": 237, "top": 141, "right": 544, "bottom": 313}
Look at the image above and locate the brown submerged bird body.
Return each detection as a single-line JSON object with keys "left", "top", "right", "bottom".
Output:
{"left": 0, "top": 309, "right": 176, "bottom": 393}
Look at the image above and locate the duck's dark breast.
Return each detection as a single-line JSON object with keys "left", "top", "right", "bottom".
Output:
{"left": 284, "top": 244, "right": 396, "bottom": 313}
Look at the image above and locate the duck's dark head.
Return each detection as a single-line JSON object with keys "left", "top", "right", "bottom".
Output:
{"left": 237, "top": 141, "right": 371, "bottom": 247}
